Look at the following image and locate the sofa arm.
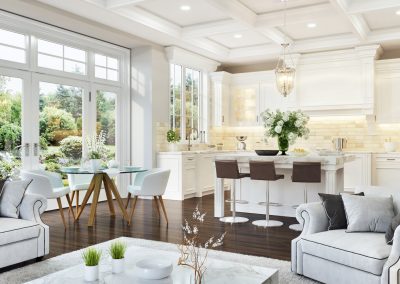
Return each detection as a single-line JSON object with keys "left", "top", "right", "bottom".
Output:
{"left": 296, "top": 202, "right": 329, "bottom": 235}
{"left": 382, "top": 226, "right": 400, "bottom": 284}
{"left": 19, "top": 193, "right": 47, "bottom": 223}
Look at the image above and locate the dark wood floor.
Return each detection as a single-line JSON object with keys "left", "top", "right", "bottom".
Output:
{"left": 1, "top": 193, "right": 300, "bottom": 272}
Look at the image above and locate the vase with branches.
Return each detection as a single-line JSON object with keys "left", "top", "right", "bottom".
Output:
{"left": 178, "top": 206, "right": 226, "bottom": 284}
{"left": 86, "top": 131, "right": 107, "bottom": 171}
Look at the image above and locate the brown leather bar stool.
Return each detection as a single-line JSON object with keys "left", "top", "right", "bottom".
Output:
{"left": 249, "top": 160, "right": 284, "bottom": 227}
{"left": 215, "top": 160, "right": 250, "bottom": 223}
{"left": 289, "top": 161, "right": 321, "bottom": 231}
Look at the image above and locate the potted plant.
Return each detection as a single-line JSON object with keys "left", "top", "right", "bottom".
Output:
{"left": 166, "top": 129, "right": 180, "bottom": 151}
{"left": 86, "top": 131, "right": 107, "bottom": 172}
{"left": 109, "top": 241, "right": 127, "bottom": 274}
{"left": 262, "top": 109, "right": 310, "bottom": 155}
{"left": 82, "top": 247, "right": 102, "bottom": 282}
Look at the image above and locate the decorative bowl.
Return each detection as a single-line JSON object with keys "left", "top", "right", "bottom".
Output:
{"left": 135, "top": 258, "right": 173, "bottom": 280}
{"left": 255, "top": 150, "right": 279, "bottom": 156}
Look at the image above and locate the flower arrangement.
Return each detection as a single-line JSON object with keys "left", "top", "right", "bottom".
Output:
{"left": 0, "top": 152, "right": 20, "bottom": 180}
{"left": 178, "top": 206, "right": 226, "bottom": 284}
{"left": 166, "top": 129, "right": 180, "bottom": 143}
{"left": 86, "top": 131, "right": 107, "bottom": 160}
{"left": 262, "top": 109, "right": 310, "bottom": 154}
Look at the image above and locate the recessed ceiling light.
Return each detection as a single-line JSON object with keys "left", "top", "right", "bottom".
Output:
{"left": 307, "top": 22, "right": 317, "bottom": 28}
{"left": 180, "top": 5, "right": 191, "bottom": 11}
{"left": 396, "top": 10, "right": 400, "bottom": 15}
{"left": 233, "top": 34, "right": 243, "bottom": 39}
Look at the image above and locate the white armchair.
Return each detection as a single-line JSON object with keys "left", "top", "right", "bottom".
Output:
{"left": 125, "top": 169, "right": 170, "bottom": 224}
{"left": 21, "top": 170, "right": 75, "bottom": 229}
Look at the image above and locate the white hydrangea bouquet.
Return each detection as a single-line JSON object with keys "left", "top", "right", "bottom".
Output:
{"left": 262, "top": 109, "right": 310, "bottom": 155}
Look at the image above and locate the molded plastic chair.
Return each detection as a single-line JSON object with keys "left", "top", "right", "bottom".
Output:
{"left": 67, "top": 174, "right": 92, "bottom": 215}
{"left": 125, "top": 169, "right": 170, "bottom": 224}
{"left": 21, "top": 170, "right": 75, "bottom": 229}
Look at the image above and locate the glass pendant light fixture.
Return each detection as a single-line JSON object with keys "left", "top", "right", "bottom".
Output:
{"left": 275, "top": 0, "right": 295, "bottom": 97}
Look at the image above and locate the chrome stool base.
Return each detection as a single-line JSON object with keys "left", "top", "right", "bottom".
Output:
{"left": 220, "top": 216, "right": 249, "bottom": 223}
{"left": 252, "top": 220, "right": 283, "bottom": 227}
{"left": 289, "top": 223, "right": 303, "bottom": 231}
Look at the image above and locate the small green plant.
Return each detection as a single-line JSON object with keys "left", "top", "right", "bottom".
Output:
{"left": 88, "top": 151, "right": 101, "bottom": 159}
{"left": 166, "top": 129, "right": 180, "bottom": 143}
{"left": 108, "top": 241, "right": 127, "bottom": 259}
{"left": 82, "top": 247, "right": 102, "bottom": 266}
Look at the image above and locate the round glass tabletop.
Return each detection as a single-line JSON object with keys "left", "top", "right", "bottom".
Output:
{"left": 60, "top": 167, "right": 147, "bottom": 174}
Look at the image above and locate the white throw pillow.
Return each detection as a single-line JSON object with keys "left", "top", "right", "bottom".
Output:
{"left": 0, "top": 179, "right": 32, "bottom": 218}
{"left": 342, "top": 194, "right": 394, "bottom": 233}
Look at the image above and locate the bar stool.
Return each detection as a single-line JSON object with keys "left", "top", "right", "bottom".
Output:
{"left": 215, "top": 160, "right": 249, "bottom": 223}
{"left": 249, "top": 161, "right": 284, "bottom": 227}
{"left": 289, "top": 161, "right": 321, "bottom": 231}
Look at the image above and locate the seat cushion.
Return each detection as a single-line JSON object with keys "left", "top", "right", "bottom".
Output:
{"left": 302, "top": 229, "right": 391, "bottom": 275}
{"left": 0, "top": 218, "right": 40, "bottom": 246}
{"left": 70, "top": 183, "right": 90, "bottom": 191}
{"left": 48, "top": 186, "right": 70, "bottom": 198}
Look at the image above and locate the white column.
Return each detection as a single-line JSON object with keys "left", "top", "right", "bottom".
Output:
{"left": 214, "top": 178, "right": 225, "bottom": 217}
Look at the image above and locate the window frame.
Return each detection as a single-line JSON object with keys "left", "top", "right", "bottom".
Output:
{"left": 169, "top": 63, "right": 205, "bottom": 143}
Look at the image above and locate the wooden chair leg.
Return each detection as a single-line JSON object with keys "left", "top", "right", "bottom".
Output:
{"left": 153, "top": 196, "right": 161, "bottom": 218}
{"left": 125, "top": 193, "right": 131, "bottom": 209}
{"left": 75, "top": 190, "right": 80, "bottom": 216}
{"left": 158, "top": 196, "right": 169, "bottom": 225}
{"left": 57, "top": 197, "right": 67, "bottom": 229}
{"left": 68, "top": 191, "right": 75, "bottom": 214}
{"left": 65, "top": 193, "right": 76, "bottom": 220}
{"left": 129, "top": 196, "right": 138, "bottom": 222}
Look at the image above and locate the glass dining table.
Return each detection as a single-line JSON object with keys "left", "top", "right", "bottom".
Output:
{"left": 60, "top": 167, "right": 147, "bottom": 227}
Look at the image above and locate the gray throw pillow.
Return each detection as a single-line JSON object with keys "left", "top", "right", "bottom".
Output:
{"left": 385, "top": 214, "right": 400, "bottom": 245}
{"left": 0, "top": 179, "right": 32, "bottom": 218}
{"left": 342, "top": 194, "right": 394, "bottom": 233}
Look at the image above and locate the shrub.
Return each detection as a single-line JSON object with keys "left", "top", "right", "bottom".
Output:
{"left": 0, "top": 124, "right": 21, "bottom": 151}
{"left": 39, "top": 136, "right": 48, "bottom": 151}
{"left": 41, "top": 150, "right": 65, "bottom": 164}
{"left": 43, "top": 161, "right": 61, "bottom": 174}
{"left": 60, "top": 136, "right": 82, "bottom": 160}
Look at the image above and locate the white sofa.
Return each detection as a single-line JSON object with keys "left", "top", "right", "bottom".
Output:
{"left": 292, "top": 186, "right": 400, "bottom": 284}
{"left": 0, "top": 193, "right": 49, "bottom": 268}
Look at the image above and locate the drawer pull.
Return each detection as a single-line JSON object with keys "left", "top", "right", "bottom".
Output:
{"left": 187, "top": 158, "right": 194, "bottom": 161}
{"left": 387, "top": 158, "right": 396, "bottom": 161}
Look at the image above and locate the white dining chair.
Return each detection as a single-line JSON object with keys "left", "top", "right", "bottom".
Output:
{"left": 21, "top": 170, "right": 75, "bottom": 229}
{"left": 125, "top": 169, "right": 170, "bottom": 224}
{"left": 67, "top": 174, "right": 92, "bottom": 215}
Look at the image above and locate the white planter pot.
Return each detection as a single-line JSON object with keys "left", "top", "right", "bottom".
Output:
{"left": 84, "top": 265, "right": 99, "bottom": 282}
{"left": 168, "top": 143, "right": 177, "bottom": 152}
{"left": 89, "top": 159, "right": 101, "bottom": 172}
{"left": 112, "top": 258, "right": 125, "bottom": 274}
{"left": 384, "top": 142, "right": 397, "bottom": 152}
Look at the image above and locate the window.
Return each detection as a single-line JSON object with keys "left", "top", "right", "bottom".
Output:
{"left": 169, "top": 64, "right": 202, "bottom": 141}
{"left": 0, "top": 28, "right": 26, "bottom": 63}
{"left": 95, "top": 54, "right": 119, "bottom": 81}
{"left": 37, "top": 39, "right": 86, "bottom": 75}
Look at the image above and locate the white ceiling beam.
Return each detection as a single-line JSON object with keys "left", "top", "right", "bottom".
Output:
{"left": 106, "top": 0, "right": 149, "bottom": 9}
{"left": 347, "top": 0, "right": 400, "bottom": 14}
{"left": 182, "top": 20, "right": 247, "bottom": 39}
{"left": 257, "top": 28, "right": 291, "bottom": 45}
{"left": 368, "top": 27, "right": 400, "bottom": 42}
{"left": 329, "top": 0, "right": 370, "bottom": 41}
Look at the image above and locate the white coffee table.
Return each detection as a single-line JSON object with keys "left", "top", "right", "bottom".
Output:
{"left": 26, "top": 246, "right": 278, "bottom": 284}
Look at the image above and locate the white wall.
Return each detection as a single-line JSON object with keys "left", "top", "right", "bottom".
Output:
{"left": 131, "top": 46, "right": 169, "bottom": 168}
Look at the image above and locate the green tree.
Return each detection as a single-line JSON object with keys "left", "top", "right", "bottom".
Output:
{"left": 0, "top": 124, "right": 21, "bottom": 151}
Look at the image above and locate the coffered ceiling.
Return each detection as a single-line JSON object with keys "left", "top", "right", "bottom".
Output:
{"left": 34, "top": 0, "right": 400, "bottom": 65}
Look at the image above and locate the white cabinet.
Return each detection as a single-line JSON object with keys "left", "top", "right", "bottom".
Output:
{"left": 375, "top": 59, "right": 400, "bottom": 123}
{"left": 210, "top": 72, "right": 231, "bottom": 127}
{"left": 157, "top": 152, "right": 216, "bottom": 200}
{"left": 372, "top": 154, "right": 400, "bottom": 187}
{"left": 344, "top": 153, "right": 371, "bottom": 192}
{"left": 230, "top": 83, "right": 259, "bottom": 126}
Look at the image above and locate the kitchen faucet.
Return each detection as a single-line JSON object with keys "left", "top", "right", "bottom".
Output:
{"left": 186, "top": 127, "right": 198, "bottom": 151}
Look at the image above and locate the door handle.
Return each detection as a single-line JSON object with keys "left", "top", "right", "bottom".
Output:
{"left": 24, "top": 143, "right": 30, "bottom": 157}
{"left": 33, "top": 143, "right": 39, "bottom": 156}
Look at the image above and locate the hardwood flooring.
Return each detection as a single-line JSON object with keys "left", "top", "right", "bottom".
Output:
{"left": 1, "top": 193, "right": 300, "bottom": 273}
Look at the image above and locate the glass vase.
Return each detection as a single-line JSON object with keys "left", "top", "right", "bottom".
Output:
{"left": 278, "top": 136, "right": 289, "bottom": 155}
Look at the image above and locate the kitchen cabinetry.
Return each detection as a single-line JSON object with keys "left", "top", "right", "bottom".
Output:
{"left": 157, "top": 152, "right": 216, "bottom": 200}
{"left": 210, "top": 72, "right": 231, "bottom": 127}
{"left": 375, "top": 59, "right": 400, "bottom": 123}
{"left": 343, "top": 152, "right": 371, "bottom": 192}
{"left": 372, "top": 153, "right": 400, "bottom": 187}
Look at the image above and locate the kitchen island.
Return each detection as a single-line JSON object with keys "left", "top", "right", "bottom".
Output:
{"left": 214, "top": 153, "right": 355, "bottom": 217}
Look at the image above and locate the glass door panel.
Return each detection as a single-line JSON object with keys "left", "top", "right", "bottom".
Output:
{"left": 96, "top": 90, "right": 116, "bottom": 160}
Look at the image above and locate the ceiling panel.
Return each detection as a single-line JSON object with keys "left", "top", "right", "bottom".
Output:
{"left": 208, "top": 30, "right": 271, "bottom": 49}
{"left": 282, "top": 14, "right": 352, "bottom": 40}
{"left": 239, "top": 0, "right": 328, "bottom": 14}
{"left": 364, "top": 8, "right": 400, "bottom": 30}
{"left": 137, "top": 0, "right": 229, "bottom": 27}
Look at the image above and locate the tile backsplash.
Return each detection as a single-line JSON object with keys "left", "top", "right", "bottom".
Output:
{"left": 156, "top": 117, "right": 400, "bottom": 152}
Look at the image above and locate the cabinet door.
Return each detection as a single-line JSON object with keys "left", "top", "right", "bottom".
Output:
{"left": 344, "top": 153, "right": 371, "bottom": 192}
{"left": 259, "top": 81, "right": 287, "bottom": 113}
{"left": 230, "top": 84, "right": 259, "bottom": 126}
{"left": 183, "top": 156, "right": 197, "bottom": 194}
{"left": 197, "top": 154, "right": 215, "bottom": 194}
{"left": 376, "top": 73, "right": 400, "bottom": 123}
{"left": 372, "top": 156, "right": 400, "bottom": 187}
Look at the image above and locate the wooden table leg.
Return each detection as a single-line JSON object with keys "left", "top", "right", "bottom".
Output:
{"left": 103, "top": 175, "right": 116, "bottom": 216}
{"left": 76, "top": 174, "right": 98, "bottom": 220}
{"left": 88, "top": 174, "right": 103, "bottom": 227}
{"left": 104, "top": 174, "right": 130, "bottom": 224}
{"left": 65, "top": 193, "right": 76, "bottom": 220}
